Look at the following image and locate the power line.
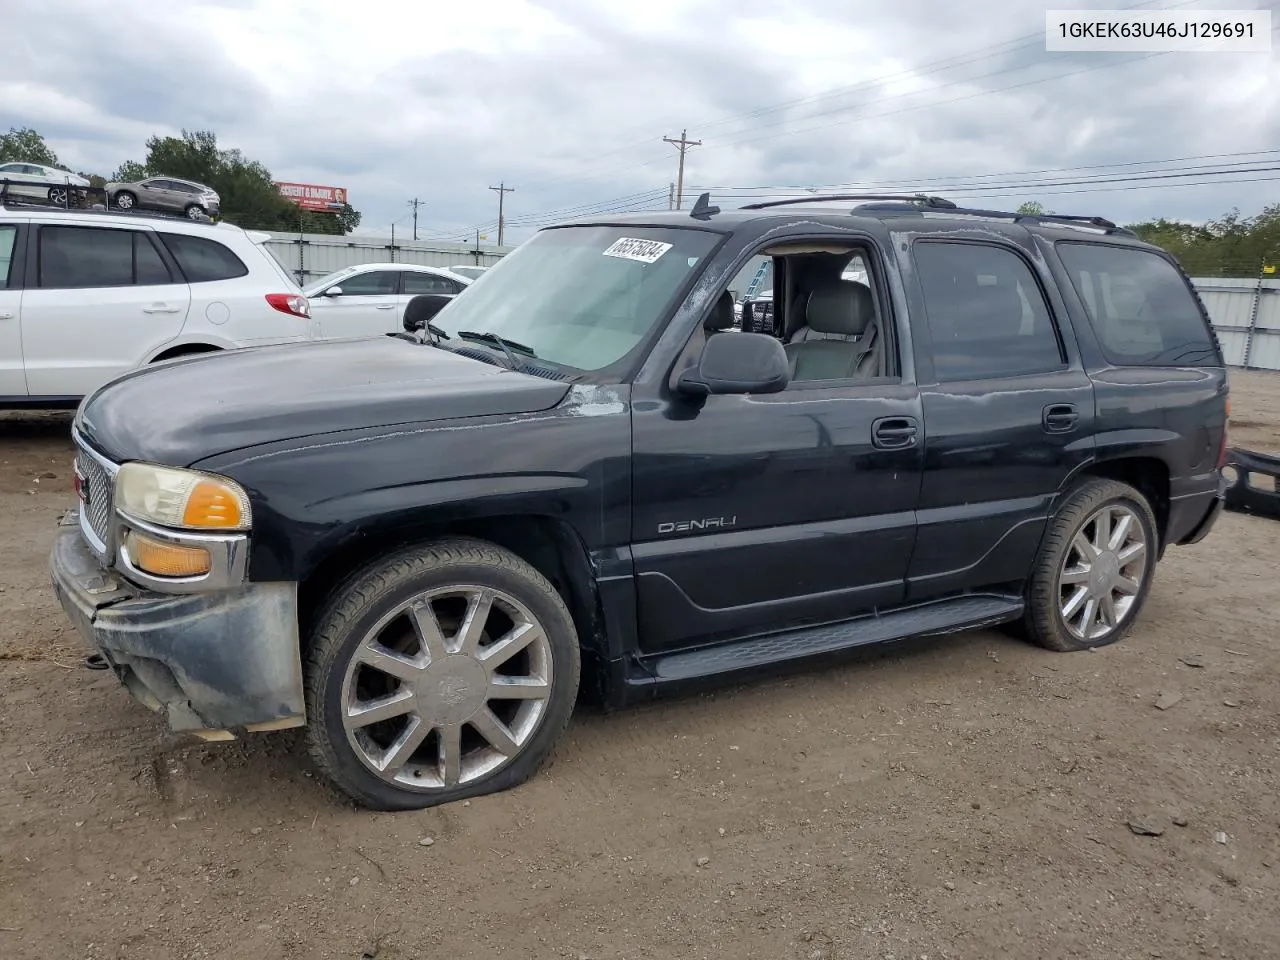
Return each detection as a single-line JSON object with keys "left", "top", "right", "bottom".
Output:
{"left": 689, "top": 149, "right": 1280, "bottom": 193}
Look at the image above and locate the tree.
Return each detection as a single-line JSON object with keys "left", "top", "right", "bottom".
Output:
{"left": 109, "top": 160, "right": 148, "bottom": 183}
{"left": 0, "top": 127, "right": 61, "bottom": 167}
{"left": 1016, "top": 201, "right": 1049, "bottom": 215}
{"left": 113, "top": 128, "right": 362, "bottom": 235}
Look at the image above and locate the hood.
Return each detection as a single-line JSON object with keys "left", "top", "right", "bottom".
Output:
{"left": 76, "top": 337, "right": 572, "bottom": 467}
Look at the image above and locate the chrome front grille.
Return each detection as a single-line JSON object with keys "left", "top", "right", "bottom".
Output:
{"left": 73, "top": 430, "right": 118, "bottom": 558}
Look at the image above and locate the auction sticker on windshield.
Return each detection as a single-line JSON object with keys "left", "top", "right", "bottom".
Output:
{"left": 603, "top": 237, "right": 673, "bottom": 264}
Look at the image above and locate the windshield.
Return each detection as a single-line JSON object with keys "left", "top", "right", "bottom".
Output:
{"left": 429, "top": 225, "right": 721, "bottom": 372}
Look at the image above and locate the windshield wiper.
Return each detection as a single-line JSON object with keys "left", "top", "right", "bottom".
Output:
{"left": 456, "top": 330, "right": 537, "bottom": 371}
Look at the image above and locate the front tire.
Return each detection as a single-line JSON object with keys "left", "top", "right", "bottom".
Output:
{"left": 304, "top": 537, "right": 581, "bottom": 810}
{"left": 1022, "top": 478, "right": 1158, "bottom": 652}
{"left": 184, "top": 203, "right": 205, "bottom": 220}
{"left": 47, "top": 186, "right": 69, "bottom": 206}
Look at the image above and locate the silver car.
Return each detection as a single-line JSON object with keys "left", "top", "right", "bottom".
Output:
{"left": 0, "top": 162, "right": 91, "bottom": 205}
{"left": 105, "top": 175, "right": 221, "bottom": 219}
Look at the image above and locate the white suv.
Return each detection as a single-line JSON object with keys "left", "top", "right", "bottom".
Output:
{"left": 0, "top": 206, "right": 314, "bottom": 406}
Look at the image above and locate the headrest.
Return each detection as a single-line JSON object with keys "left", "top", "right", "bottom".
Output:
{"left": 706, "top": 289, "right": 735, "bottom": 331}
{"left": 806, "top": 280, "right": 874, "bottom": 336}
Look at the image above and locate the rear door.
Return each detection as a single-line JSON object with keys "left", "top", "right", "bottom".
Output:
{"left": 311, "top": 268, "right": 401, "bottom": 339}
{"left": 0, "top": 222, "right": 26, "bottom": 397}
{"left": 898, "top": 229, "right": 1096, "bottom": 600}
{"left": 19, "top": 222, "right": 192, "bottom": 397}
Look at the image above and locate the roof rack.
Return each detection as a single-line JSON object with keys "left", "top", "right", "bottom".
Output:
{"left": 739, "top": 193, "right": 958, "bottom": 211}
{"left": 849, "top": 201, "right": 1134, "bottom": 236}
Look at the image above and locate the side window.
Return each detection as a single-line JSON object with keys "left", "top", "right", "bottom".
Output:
{"left": 402, "top": 271, "right": 457, "bottom": 295}
{"left": 134, "top": 234, "right": 173, "bottom": 285}
{"left": 0, "top": 226, "right": 16, "bottom": 289}
{"left": 1056, "top": 242, "right": 1219, "bottom": 367}
{"left": 158, "top": 233, "right": 248, "bottom": 282}
{"left": 337, "top": 270, "right": 399, "bottom": 296}
{"left": 39, "top": 226, "right": 134, "bottom": 288}
{"left": 37, "top": 226, "right": 174, "bottom": 288}
{"left": 914, "top": 240, "right": 1065, "bottom": 382}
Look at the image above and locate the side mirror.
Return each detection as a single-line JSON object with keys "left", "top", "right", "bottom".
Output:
{"left": 677, "top": 331, "right": 790, "bottom": 398}
{"left": 404, "top": 293, "right": 452, "bottom": 332}
{"left": 323, "top": 285, "right": 343, "bottom": 297}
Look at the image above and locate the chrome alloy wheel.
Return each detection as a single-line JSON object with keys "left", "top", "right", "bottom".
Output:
{"left": 1057, "top": 503, "right": 1149, "bottom": 642}
{"left": 339, "top": 585, "right": 554, "bottom": 791}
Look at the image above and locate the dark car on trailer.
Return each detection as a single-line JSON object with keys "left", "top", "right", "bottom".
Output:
{"left": 50, "top": 192, "right": 1230, "bottom": 810}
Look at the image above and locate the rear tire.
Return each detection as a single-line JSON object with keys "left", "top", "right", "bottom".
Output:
{"left": 1021, "top": 478, "right": 1158, "bottom": 652}
{"left": 114, "top": 191, "right": 136, "bottom": 210}
{"left": 304, "top": 537, "right": 581, "bottom": 810}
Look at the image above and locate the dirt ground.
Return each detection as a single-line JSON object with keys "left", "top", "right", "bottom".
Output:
{"left": 1, "top": 373, "right": 1278, "bottom": 960}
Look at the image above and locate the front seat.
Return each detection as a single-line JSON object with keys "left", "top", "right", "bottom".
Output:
{"left": 784, "top": 279, "right": 878, "bottom": 380}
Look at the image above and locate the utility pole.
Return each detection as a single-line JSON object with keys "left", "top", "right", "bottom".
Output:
{"left": 663, "top": 129, "right": 701, "bottom": 210}
{"left": 408, "top": 198, "right": 423, "bottom": 240}
{"left": 489, "top": 182, "right": 514, "bottom": 246}
{"left": 668, "top": 182, "right": 675, "bottom": 210}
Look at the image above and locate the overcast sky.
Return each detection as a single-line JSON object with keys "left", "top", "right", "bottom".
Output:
{"left": 3, "top": 0, "right": 1277, "bottom": 245}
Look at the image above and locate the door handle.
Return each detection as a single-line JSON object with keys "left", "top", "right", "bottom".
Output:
{"left": 142, "top": 305, "right": 182, "bottom": 314}
{"left": 1042, "top": 403, "right": 1079, "bottom": 434}
{"left": 872, "top": 416, "right": 919, "bottom": 449}
{"left": 375, "top": 304, "right": 395, "bottom": 310}
{"left": 0, "top": 311, "right": 13, "bottom": 320}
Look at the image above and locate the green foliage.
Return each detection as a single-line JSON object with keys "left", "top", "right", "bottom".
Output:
{"left": 111, "top": 129, "right": 361, "bottom": 235}
{"left": 1127, "top": 205, "right": 1280, "bottom": 277}
{"left": 1016, "top": 201, "right": 1046, "bottom": 215}
{"left": 0, "top": 127, "right": 61, "bottom": 167}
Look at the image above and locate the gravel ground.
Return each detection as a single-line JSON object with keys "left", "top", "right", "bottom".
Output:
{"left": 1, "top": 371, "right": 1277, "bottom": 960}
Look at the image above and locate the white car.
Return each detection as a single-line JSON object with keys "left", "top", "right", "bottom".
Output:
{"left": 0, "top": 206, "right": 314, "bottom": 406}
{"left": 0, "top": 162, "right": 91, "bottom": 206}
{"left": 304, "top": 262, "right": 472, "bottom": 339}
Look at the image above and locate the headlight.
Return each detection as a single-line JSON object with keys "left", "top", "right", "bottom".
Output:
{"left": 115, "top": 463, "right": 251, "bottom": 531}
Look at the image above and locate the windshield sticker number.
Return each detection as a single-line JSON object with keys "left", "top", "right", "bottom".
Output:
{"left": 603, "top": 237, "right": 673, "bottom": 264}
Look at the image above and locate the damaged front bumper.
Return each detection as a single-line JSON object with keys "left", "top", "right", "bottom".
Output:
{"left": 49, "top": 510, "right": 305, "bottom": 740}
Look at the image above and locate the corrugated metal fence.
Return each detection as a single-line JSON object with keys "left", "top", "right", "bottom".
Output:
{"left": 262, "top": 232, "right": 514, "bottom": 286}
{"left": 1192, "top": 276, "right": 1280, "bottom": 371}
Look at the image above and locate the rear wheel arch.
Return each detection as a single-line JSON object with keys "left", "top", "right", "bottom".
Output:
{"left": 1076, "top": 456, "right": 1170, "bottom": 550}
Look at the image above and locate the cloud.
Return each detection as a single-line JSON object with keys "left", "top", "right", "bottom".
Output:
{"left": 2, "top": 0, "right": 1277, "bottom": 243}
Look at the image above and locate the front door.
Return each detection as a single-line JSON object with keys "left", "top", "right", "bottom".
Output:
{"left": 630, "top": 280, "right": 923, "bottom": 654}
{"left": 312, "top": 268, "right": 402, "bottom": 339}
{"left": 898, "top": 231, "right": 1097, "bottom": 600}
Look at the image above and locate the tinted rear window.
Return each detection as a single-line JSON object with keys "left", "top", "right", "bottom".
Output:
{"left": 158, "top": 233, "right": 249, "bottom": 283}
{"left": 1056, "top": 242, "right": 1219, "bottom": 367}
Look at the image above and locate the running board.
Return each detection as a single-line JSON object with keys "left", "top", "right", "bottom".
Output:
{"left": 630, "top": 594, "right": 1024, "bottom": 687}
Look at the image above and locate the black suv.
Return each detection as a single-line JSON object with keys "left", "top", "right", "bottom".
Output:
{"left": 50, "top": 193, "right": 1229, "bottom": 810}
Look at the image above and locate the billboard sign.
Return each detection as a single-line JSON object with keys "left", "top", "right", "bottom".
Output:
{"left": 274, "top": 181, "right": 348, "bottom": 212}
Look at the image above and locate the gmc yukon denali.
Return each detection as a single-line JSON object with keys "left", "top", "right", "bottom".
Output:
{"left": 50, "top": 193, "right": 1230, "bottom": 810}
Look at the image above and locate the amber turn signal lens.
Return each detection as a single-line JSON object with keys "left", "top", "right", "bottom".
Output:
{"left": 182, "top": 479, "right": 246, "bottom": 529}
{"left": 125, "top": 531, "right": 212, "bottom": 578}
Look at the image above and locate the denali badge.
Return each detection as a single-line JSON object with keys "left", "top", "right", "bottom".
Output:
{"left": 658, "top": 516, "right": 737, "bottom": 534}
